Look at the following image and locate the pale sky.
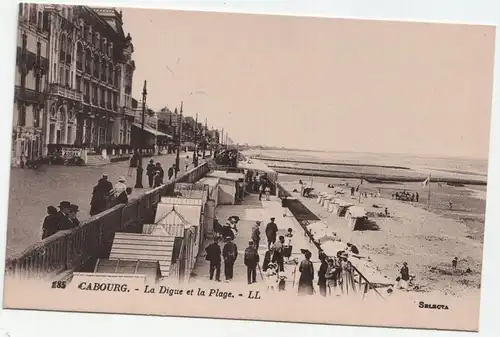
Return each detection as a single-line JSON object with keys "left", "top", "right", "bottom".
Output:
{"left": 121, "top": 8, "right": 495, "bottom": 159}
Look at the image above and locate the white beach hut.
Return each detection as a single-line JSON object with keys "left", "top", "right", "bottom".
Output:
{"left": 317, "top": 192, "right": 328, "bottom": 204}
{"left": 333, "top": 199, "right": 354, "bottom": 216}
{"left": 345, "top": 206, "right": 368, "bottom": 231}
{"left": 323, "top": 194, "right": 335, "bottom": 210}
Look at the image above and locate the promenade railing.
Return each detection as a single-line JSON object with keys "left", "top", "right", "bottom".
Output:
{"left": 5, "top": 162, "right": 210, "bottom": 279}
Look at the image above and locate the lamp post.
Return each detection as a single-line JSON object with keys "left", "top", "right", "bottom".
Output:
{"left": 202, "top": 118, "right": 207, "bottom": 159}
{"left": 134, "top": 80, "right": 147, "bottom": 189}
{"left": 192, "top": 113, "right": 198, "bottom": 165}
{"left": 175, "top": 101, "right": 183, "bottom": 178}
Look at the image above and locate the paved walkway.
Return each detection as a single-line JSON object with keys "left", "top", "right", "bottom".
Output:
{"left": 190, "top": 194, "right": 321, "bottom": 293}
{"left": 7, "top": 152, "right": 198, "bottom": 257}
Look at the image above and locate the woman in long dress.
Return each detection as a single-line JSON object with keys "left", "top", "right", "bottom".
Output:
{"left": 298, "top": 250, "right": 314, "bottom": 295}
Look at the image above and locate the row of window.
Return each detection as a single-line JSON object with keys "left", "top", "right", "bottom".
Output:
{"left": 77, "top": 49, "right": 120, "bottom": 86}
{"left": 81, "top": 24, "right": 114, "bottom": 58}
{"left": 79, "top": 78, "right": 119, "bottom": 111}
{"left": 17, "top": 103, "right": 42, "bottom": 129}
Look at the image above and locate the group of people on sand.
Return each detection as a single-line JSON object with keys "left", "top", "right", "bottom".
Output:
{"left": 393, "top": 190, "right": 419, "bottom": 202}
{"left": 41, "top": 201, "right": 81, "bottom": 239}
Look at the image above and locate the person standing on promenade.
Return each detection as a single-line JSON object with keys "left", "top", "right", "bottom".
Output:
{"left": 168, "top": 164, "right": 175, "bottom": 180}
{"left": 90, "top": 177, "right": 111, "bottom": 216}
{"left": 244, "top": 240, "right": 260, "bottom": 284}
{"left": 100, "top": 174, "right": 113, "bottom": 194}
{"left": 298, "top": 250, "right": 315, "bottom": 296}
{"left": 56, "top": 201, "right": 78, "bottom": 231}
{"left": 115, "top": 187, "right": 133, "bottom": 205}
{"left": 146, "top": 159, "right": 155, "bottom": 188}
{"left": 263, "top": 244, "right": 284, "bottom": 273}
{"left": 41, "top": 206, "right": 59, "bottom": 239}
{"left": 325, "top": 258, "right": 337, "bottom": 296}
{"left": 265, "top": 217, "right": 278, "bottom": 249}
{"left": 258, "top": 184, "right": 264, "bottom": 201}
{"left": 251, "top": 221, "right": 261, "bottom": 251}
{"left": 153, "top": 172, "right": 163, "bottom": 188}
{"left": 128, "top": 151, "right": 139, "bottom": 176}
{"left": 68, "top": 204, "right": 81, "bottom": 227}
{"left": 265, "top": 185, "right": 271, "bottom": 201}
{"left": 155, "top": 163, "right": 165, "bottom": 181}
{"left": 205, "top": 237, "right": 222, "bottom": 282}
{"left": 416, "top": 192, "right": 419, "bottom": 202}
{"left": 111, "top": 176, "right": 127, "bottom": 199}
{"left": 317, "top": 253, "right": 328, "bottom": 297}
{"left": 222, "top": 237, "right": 238, "bottom": 281}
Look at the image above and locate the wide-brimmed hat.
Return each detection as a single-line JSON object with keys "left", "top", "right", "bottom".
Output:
{"left": 58, "top": 201, "right": 71, "bottom": 209}
{"left": 118, "top": 176, "right": 126, "bottom": 182}
{"left": 270, "top": 217, "right": 275, "bottom": 221}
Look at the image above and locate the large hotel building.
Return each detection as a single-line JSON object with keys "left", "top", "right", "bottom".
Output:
{"left": 13, "top": 4, "right": 137, "bottom": 166}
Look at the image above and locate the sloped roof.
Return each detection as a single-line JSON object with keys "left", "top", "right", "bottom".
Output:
{"left": 109, "top": 233, "right": 175, "bottom": 277}
{"left": 155, "top": 202, "right": 201, "bottom": 227}
{"left": 347, "top": 206, "right": 367, "bottom": 218}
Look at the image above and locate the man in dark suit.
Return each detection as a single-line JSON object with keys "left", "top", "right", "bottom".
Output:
{"left": 57, "top": 201, "right": 78, "bottom": 231}
{"left": 263, "top": 244, "right": 284, "bottom": 273}
{"left": 205, "top": 237, "right": 222, "bottom": 281}
{"left": 265, "top": 217, "right": 278, "bottom": 249}
{"left": 244, "top": 241, "right": 260, "bottom": 284}
{"left": 146, "top": 159, "right": 156, "bottom": 188}
{"left": 222, "top": 237, "right": 238, "bottom": 281}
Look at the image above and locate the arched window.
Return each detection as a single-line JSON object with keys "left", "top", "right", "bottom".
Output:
{"left": 59, "top": 34, "right": 66, "bottom": 63}
{"left": 109, "top": 63, "right": 114, "bottom": 85}
{"left": 115, "top": 67, "right": 120, "bottom": 86}
{"left": 37, "top": 11, "right": 43, "bottom": 30}
{"left": 101, "top": 61, "right": 107, "bottom": 82}
{"left": 29, "top": 4, "right": 37, "bottom": 24}
{"left": 66, "top": 38, "right": 72, "bottom": 63}
{"left": 76, "top": 43, "right": 83, "bottom": 70}
{"left": 93, "top": 55, "right": 99, "bottom": 78}
{"left": 85, "top": 48, "right": 91, "bottom": 73}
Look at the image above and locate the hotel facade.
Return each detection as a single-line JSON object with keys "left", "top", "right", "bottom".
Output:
{"left": 12, "top": 4, "right": 137, "bottom": 166}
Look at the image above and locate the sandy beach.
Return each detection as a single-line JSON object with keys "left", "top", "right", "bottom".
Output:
{"left": 279, "top": 174, "right": 484, "bottom": 298}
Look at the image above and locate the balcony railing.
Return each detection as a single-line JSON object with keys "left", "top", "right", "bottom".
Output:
{"left": 100, "top": 100, "right": 105, "bottom": 108}
{"left": 49, "top": 83, "right": 82, "bottom": 101}
{"left": 121, "top": 106, "right": 135, "bottom": 117}
{"left": 14, "top": 86, "right": 45, "bottom": 105}
{"left": 106, "top": 102, "right": 112, "bottom": 110}
{"left": 92, "top": 99, "right": 97, "bottom": 106}
{"left": 83, "top": 95, "right": 90, "bottom": 103}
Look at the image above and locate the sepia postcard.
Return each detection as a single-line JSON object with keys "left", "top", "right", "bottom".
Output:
{"left": 2, "top": 3, "right": 495, "bottom": 332}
